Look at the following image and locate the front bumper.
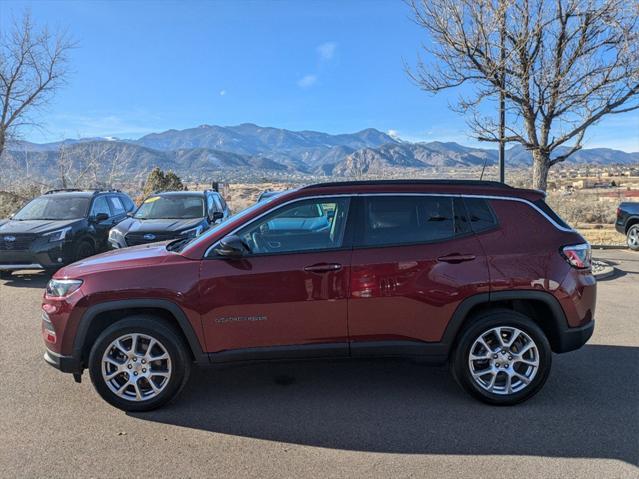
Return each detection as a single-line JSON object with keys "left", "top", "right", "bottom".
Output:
{"left": 0, "top": 239, "right": 74, "bottom": 270}
{"left": 555, "top": 319, "right": 595, "bottom": 353}
{"left": 44, "top": 348, "right": 82, "bottom": 374}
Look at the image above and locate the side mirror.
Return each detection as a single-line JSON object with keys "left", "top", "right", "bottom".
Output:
{"left": 210, "top": 211, "right": 224, "bottom": 222}
{"left": 92, "top": 212, "right": 109, "bottom": 223}
{"left": 214, "top": 235, "right": 250, "bottom": 259}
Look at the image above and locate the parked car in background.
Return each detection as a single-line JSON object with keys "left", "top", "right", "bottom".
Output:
{"left": 42, "top": 180, "right": 595, "bottom": 411}
{"left": 615, "top": 202, "right": 639, "bottom": 251}
{"left": 108, "top": 190, "right": 230, "bottom": 248}
{"left": 0, "top": 189, "right": 135, "bottom": 277}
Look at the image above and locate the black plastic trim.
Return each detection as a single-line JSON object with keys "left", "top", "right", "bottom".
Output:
{"left": 72, "top": 299, "right": 208, "bottom": 367}
{"left": 208, "top": 342, "right": 349, "bottom": 363}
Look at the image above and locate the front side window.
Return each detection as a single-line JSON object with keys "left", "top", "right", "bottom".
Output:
{"left": 357, "top": 196, "right": 456, "bottom": 247}
{"left": 90, "top": 196, "right": 111, "bottom": 217}
{"left": 134, "top": 196, "right": 205, "bottom": 219}
{"left": 13, "top": 196, "right": 90, "bottom": 220}
{"left": 236, "top": 197, "right": 350, "bottom": 255}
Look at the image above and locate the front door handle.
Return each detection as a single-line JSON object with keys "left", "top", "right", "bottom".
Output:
{"left": 304, "top": 263, "right": 342, "bottom": 273}
{"left": 437, "top": 254, "right": 476, "bottom": 264}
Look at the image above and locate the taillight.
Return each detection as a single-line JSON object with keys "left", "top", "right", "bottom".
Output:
{"left": 560, "top": 243, "right": 591, "bottom": 269}
{"left": 616, "top": 207, "right": 622, "bottom": 219}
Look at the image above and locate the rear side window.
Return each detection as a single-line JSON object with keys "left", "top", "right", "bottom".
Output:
{"left": 357, "top": 196, "right": 455, "bottom": 247}
{"left": 108, "top": 196, "right": 125, "bottom": 215}
{"left": 463, "top": 198, "right": 498, "bottom": 233}
{"left": 533, "top": 199, "right": 570, "bottom": 229}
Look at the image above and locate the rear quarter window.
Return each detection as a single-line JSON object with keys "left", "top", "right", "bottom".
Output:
{"left": 533, "top": 199, "right": 571, "bottom": 229}
{"left": 463, "top": 198, "right": 498, "bottom": 233}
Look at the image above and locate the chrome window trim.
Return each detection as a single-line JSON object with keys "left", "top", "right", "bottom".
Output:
{"left": 200, "top": 191, "right": 574, "bottom": 257}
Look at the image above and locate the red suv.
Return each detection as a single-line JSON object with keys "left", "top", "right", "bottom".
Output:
{"left": 42, "top": 180, "right": 596, "bottom": 411}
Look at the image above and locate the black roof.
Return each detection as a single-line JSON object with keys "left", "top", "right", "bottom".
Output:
{"left": 303, "top": 179, "right": 513, "bottom": 189}
{"left": 44, "top": 188, "right": 123, "bottom": 196}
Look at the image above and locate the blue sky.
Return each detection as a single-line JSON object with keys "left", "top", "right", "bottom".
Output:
{"left": 2, "top": 0, "right": 638, "bottom": 151}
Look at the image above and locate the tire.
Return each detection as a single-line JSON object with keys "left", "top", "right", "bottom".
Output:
{"left": 627, "top": 224, "right": 639, "bottom": 251}
{"left": 88, "top": 315, "right": 192, "bottom": 412}
{"left": 75, "top": 240, "right": 95, "bottom": 261}
{"left": 450, "top": 309, "right": 552, "bottom": 406}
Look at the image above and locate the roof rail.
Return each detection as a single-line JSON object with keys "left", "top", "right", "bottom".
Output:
{"left": 44, "top": 188, "right": 83, "bottom": 195}
{"left": 302, "top": 179, "right": 513, "bottom": 189}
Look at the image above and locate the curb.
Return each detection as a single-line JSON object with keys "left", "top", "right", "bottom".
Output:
{"left": 590, "top": 245, "right": 627, "bottom": 250}
{"left": 593, "top": 266, "right": 615, "bottom": 280}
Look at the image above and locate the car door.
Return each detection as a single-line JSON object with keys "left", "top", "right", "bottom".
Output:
{"left": 107, "top": 195, "right": 128, "bottom": 227}
{"left": 198, "top": 196, "right": 352, "bottom": 359}
{"left": 347, "top": 195, "right": 490, "bottom": 356}
{"left": 89, "top": 195, "right": 115, "bottom": 250}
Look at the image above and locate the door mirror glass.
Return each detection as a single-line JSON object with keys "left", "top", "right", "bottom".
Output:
{"left": 210, "top": 211, "right": 224, "bottom": 222}
{"left": 214, "top": 234, "right": 250, "bottom": 258}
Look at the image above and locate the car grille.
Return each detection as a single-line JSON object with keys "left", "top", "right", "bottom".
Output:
{"left": 0, "top": 234, "right": 37, "bottom": 251}
{"left": 125, "top": 232, "right": 178, "bottom": 246}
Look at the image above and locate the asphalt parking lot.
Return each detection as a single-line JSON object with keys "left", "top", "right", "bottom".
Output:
{"left": 0, "top": 249, "right": 637, "bottom": 478}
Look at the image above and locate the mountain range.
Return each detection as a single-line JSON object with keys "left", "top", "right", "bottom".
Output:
{"left": 5, "top": 123, "right": 638, "bottom": 180}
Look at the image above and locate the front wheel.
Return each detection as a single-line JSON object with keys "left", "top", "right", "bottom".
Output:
{"left": 451, "top": 310, "right": 552, "bottom": 405}
{"left": 627, "top": 224, "right": 639, "bottom": 251}
{"left": 88, "top": 316, "right": 191, "bottom": 411}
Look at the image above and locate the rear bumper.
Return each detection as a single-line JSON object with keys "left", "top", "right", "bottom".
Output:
{"left": 555, "top": 319, "right": 595, "bottom": 353}
{"left": 44, "top": 348, "right": 82, "bottom": 374}
{"left": 614, "top": 222, "right": 625, "bottom": 234}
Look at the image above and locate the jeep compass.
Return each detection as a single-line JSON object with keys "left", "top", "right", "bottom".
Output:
{"left": 41, "top": 180, "right": 596, "bottom": 411}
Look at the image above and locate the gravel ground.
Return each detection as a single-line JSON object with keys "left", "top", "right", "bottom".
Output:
{"left": 0, "top": 250, "right": 637, "bottom": 478}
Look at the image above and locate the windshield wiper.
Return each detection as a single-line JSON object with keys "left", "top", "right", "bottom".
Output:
{"left": 166, "top": 237, "right": 191, "bottom": 252}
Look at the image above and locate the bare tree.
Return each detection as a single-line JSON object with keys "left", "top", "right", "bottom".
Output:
{"left": 0, "top": 11, "right": 73, "bottom": 157}
{"left": 407, "top": 0, "right": 639, "bottom": 190}
{"left": 57, "top": 142, "right": 135, "bottom": 189}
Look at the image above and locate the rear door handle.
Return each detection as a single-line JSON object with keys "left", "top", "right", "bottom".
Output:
{"left": 304, "top": 263, "right": 342, "bottom": 273}
{"left": 437, "top": 254, "right": 476, "bottom": 264}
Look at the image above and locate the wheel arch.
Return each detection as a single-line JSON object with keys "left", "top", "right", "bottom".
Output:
{"left": 443, "top": 291, "right": 569, "bottom": 354}
{"left": 73, "top": 299, "right": 207, "bottom": 368}
{"left": 626, "top": 216, "right": 639, "bottom": 233}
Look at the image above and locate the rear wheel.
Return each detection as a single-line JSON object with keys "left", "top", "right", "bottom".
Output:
{"left": 627, "top": 224, "right": 639, "bottom": 251}
{"left": 88, "top": 316, "right": 191, "bottom": 411}
{"left": 451, "top": 309, "right": 552, "bottom": 405}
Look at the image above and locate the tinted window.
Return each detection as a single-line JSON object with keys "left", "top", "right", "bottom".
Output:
{"left": 108, "top": 196, "right": 125, "bottom": 215}
{"left": 91, "top": 196, "right": 111, "bottom": 217}
{"left": 120, "top": 195, "right": 135, "bottom": 212}
{"left": 358, "top": 196, "right": 455, "bottom": 247}
{"left": 236, "top": 198, "right": 350, "bottom": 255}
{"left": 463, "top": 198, "right": 498, "bottom": 233}
{"left": 13, "top": 196, "right": 90, "bottom": 220}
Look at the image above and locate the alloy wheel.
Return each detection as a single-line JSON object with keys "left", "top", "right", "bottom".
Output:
{"left": 101, "top": 333, "right": 172, "bottom": 402}
{"left": 467, "top": 326, "right": 540, "bottom": 395}
{"left": 628, "top": 226, "right": 639, "bottom": 248}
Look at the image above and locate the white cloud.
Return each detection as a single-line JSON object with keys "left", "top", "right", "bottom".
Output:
{"left": 317, "top": 42, "right": 337, "bottom": 61}
{"left": 219, "top": 89, "right": 227, "bottom": 96}
{"left": 297, "top": 74, "right": 317, "bottom": 88}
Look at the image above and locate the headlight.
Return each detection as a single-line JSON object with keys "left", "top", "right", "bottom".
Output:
{"left": 46, "top": 279, "right": 83, "bottom": 297}
{"left": 108, "top": 229, "right": 122, "bottom": 241}
{"left": 180, "top": 225, "right": 204, "bottom": 238}
{"left": 45, "top": 227, "right": 72, "bottom": 242}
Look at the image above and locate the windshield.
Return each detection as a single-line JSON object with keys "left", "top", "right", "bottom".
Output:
{"left": 135, "top": 195, "right": 205, "bottom": 219}
{"left": 13, "top": 196, "right": 90, "bottom": 220}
